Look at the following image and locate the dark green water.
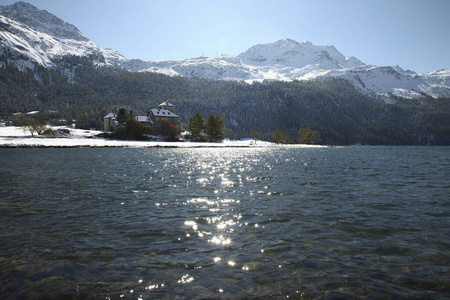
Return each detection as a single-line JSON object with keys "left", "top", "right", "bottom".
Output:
{"left": 0, "top": 147, "right": 449, "bottom": 299}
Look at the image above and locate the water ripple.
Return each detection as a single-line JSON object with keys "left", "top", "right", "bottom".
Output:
{"left": 0, "top": 147, "right": 449, "bottom": 298}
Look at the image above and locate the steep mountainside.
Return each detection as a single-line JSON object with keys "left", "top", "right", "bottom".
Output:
{"left": 1, "top": 1, "right": 450, "bottom": 99}
{"left": 0, "top": 1, "right": 126, "bottom": 76}
{"left": 0, "top": 1, "right": 87, "bottom": 41}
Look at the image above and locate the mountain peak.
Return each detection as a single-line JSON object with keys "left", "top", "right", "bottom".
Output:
{"left": 276, "top": 39, "right": 314, "bottom": 47}
{"left": 277, "top": 38, "right": 299, "bottom": 45}
{"left": 0, "top": 1, "right": 88, "bottom": 41}
{"left": 9, "top": 1, "right": 35, "bottom": 9}
{"left": 238, "top": 39, "right": 363, "bottom": 69}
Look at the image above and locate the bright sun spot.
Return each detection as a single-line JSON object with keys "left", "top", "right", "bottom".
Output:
{"left": 184, "top": 220, "right": 198, "bottom": 231}
{"left": 178, "top": 274, "right": 194, "bottom": 284}
{"left": 209, "top": 235, "right": 232, "bottom": 245}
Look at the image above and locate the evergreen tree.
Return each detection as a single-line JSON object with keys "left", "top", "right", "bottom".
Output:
{"left": 116, "top": 108, "right": 130, "bottom": 126}
{"left": 111, "top": 118, "right": 143, "bottom": 140}
{"left": 125, "top": 118, "right": 144, "bottom": 140}
{"left": 187, "top": 111, "right": 205, "bottom": 140}
{"left": 205, "top": 113, "right": 225, "bottom": 142}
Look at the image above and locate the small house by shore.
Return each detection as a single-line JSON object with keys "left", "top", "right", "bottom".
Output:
{"left": 104, "top": 101, "right": 180, "bottom": 135}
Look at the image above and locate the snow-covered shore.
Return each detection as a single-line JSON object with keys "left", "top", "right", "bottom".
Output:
{"left": 0, "top": 126, "right": 324, "bottom": 148}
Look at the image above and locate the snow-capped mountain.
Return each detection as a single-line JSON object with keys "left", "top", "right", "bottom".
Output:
{"left": 238, "top": 39, "right": 363, "bottom": 69}
{"left": 122, "top": 39, "right": 450, "bottom": 98}
{"left": 0, "top": 1, "right": 87, "bottom": 42}
{"left": 1, "top": 1, "right": 449, "bottom": 99}
{"left": 0, "top": 1, "right": 126, "bottom": 73}
{"left": 121, "top": 39, "right": 365, "bottom": 81}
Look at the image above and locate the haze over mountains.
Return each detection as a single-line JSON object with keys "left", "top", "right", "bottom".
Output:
{"left": 1, "top": 1, "right": 450, "bottom": 99}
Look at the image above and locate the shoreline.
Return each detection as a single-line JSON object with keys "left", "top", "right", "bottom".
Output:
{"left": 0, "top": 126, "right": 327, "bottom": 149}
{"left": 0, "top": 139, "right": 325, "bottom": 149}
{"left": 0, "top": 143, "right": 277, "bottom": 149}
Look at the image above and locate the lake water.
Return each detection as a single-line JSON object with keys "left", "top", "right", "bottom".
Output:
{"left": 0, "top": 146, "right": 449, "bottom": 299}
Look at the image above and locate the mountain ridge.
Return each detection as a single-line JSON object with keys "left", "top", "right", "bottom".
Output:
{"left": 1, "top": 1, "right": 449, "bottom": 99}
{"left": 0, "top": 1, "right": 88, "bottom": 41}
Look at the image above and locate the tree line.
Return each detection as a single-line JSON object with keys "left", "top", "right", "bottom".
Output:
{"left": 187, "top": 112, "right": 225, "bottom": 142}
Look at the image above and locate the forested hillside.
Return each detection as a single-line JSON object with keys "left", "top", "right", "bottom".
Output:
{"left": 1, "top": 58, "right": 449, "bottom": 145}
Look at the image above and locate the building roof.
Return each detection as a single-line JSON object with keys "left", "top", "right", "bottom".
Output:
{"left": 104, "top": 113, "right": 116, "bottom": 119}
{"left": 158, "top": 100, "right": 174, "bottom": 107}
{"left": 149, "top": 109, "right": 179, "bottom": 118}
{"left": 25, "top": 111, "right": 40, "bottom": 115}
{"left": 135, "top": 116, "right": 154, "bottom": 124}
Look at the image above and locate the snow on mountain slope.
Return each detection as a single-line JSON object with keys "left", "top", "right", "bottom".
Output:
{"left": 1, "top": 2, "right": 449, "bottom": 99}
{"left": 420, "top": 69, "right": 450, "bottom": 96}
{"left": 328, "top": 66, "right": 450, "bottom": 98}
{"left": 122, "top": 38, "right": 450, "bottom": 98}
{"left": 238, "top": 39, "right": 363, "bottom": 69}
{"left": 121, "top": 39, "right": 365, "bottom": 81}
{"left": 0, "top": 2, "right": 126, "bottom": 72}
{"left": 0, "top": 1, "right": 88, "bottom": 41}
{"left": 122, "top": 55, "right": 254, "bottom": 80}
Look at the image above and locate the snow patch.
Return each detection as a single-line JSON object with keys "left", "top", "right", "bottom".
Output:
{"left": 0, "top": 126, "right": 325, "bottom": 148}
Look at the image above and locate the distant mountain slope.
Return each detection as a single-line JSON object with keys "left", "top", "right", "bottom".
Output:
{"left": 0, "top": 1, "right": 88, "bottom": 41}
{"left": 238, "top": 39, "right": 363, "bottom": 69}
{"left": 0, "top": 1, "right": 126, "bottom": 75}
{"left": 122, "top": 39, "right": 450, "bottom": 99}
{"left": 1, "top": 1, "right": 449, "bottom": 99}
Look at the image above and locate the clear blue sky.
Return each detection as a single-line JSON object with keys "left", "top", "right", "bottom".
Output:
{"left": 2, "top": 0, "right": 449, "bottom": 73}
